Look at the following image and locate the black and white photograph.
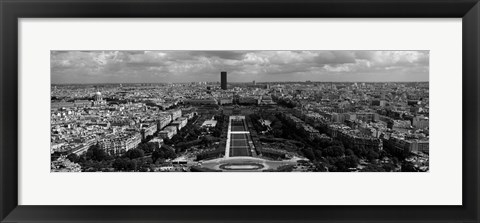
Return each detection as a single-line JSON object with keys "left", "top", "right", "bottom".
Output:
{"left": 50, "top": 50, "right": 429, "bottom": 172}
{"left": 4, "top": 0, "right": 479, "bottom": 221}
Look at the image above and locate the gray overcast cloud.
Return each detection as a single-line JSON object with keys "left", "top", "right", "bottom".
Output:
{"left": 51, "top": 50, "right": 429, "bottom": 84}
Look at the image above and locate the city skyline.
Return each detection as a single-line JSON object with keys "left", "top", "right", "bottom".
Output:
{"left": 51, "top": 81, "right": 429, "bottom": 172}
{"left": 51, "top": 50, "right": 429, "bottom": 84}
{"left": 51, "top": 50, "right": 429, "bottom": 172}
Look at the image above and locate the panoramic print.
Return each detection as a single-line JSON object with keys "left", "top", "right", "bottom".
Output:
{"left": 50, "top": 50, "right": 429, "bottom": 172}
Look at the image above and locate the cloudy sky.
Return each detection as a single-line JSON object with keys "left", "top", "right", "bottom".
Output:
{"left": 51, "top": 50, "right": 429, "bottom": 84}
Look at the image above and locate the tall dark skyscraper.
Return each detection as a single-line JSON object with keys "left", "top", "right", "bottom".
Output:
{"left": 221, "top": 71, "right": 227, "bottom": 90}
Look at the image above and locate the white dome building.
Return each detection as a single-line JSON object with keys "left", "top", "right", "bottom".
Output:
{"left": 94, "top": 92, "right": 102, "bottom": 101}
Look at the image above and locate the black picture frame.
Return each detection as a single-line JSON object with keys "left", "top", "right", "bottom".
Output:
{"left": 1, "top": 0, "right": 479, "bottom": 222}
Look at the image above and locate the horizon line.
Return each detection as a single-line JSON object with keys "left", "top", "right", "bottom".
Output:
{"left": 51, "top": 80, "right": 429, "bottom": 85}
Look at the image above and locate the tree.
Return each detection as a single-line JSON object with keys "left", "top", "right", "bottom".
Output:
{"left": 382, "top": 163, "right": 396, "bottom": 172}
{"left": 333, "top": 158, "right": 348, "bottom": 172}
{"left": 113, "top": 158, "right": 129, "bottom": 171}
{"left": 313, "top": 162, "right": 328, "bottom": 172}
{"left": 152, "top": 150, "right": 162, "bottom": 163}
{"left": 345, "top": 155, "right": 359, "bottom": 168}
{"left": 164, "top": 148, "right": 176, "bottom": 159}
{"left": 77, "top": 154, "right": 87, "bottom": 164}
{"left": 137, "top": 142, "right": 158, "bottom": 154}
{"left": 331, "top": 140, "right": 344, "bottom": 147}
{"left": 360, "top": 164, "right": 386, "bottom": 172}
{"left": 127, "top": 149, "right": 145, "bottom": 159}
{"left": 212, "top": 128, "right": 222, "bottom": 137}
{"left": 345, "top": 149, "right": 355, "bottom": 157}
{"left": 66, "top": 153, "right": 79, "bottom": 163}
{"left": 401, "top": 162, "right": 418, "bottom": 172}
{"left": 124, "top": 148, "right": 145, "bottom": 159}
{"left": 127, "top": 159, "right": 139, "bottom": 171}
{"left": 366, "top": 150, "right": 379, "bottom": 162}
{"left": 313, "top": 150, "right": 323, "bottom": 160}
{"left": 51, "top": 151, "right": 63, "bottom": 161}
{"left": 139, "top": 158, "right": 154, "bottom": 172}
{"left": 378, "top": 150, "right": 388, "bottom": 159}
{"left": 271, "top": 121, "right": 283, "bottom": 130}
{"left": 152, "top": 147, "right": 176, "bottom": 163}
{"left": 85, "top": 144, "right": 110, "bottom": 161}
{"left": 200, "top": 136, "right": 216, "bottom": 146}
{"left": 323, "top": 145, "right": 345, "bottom": 157}
{"left": 313, "top": 138, "right": 335, "bottom": 149}
{"left": 352, "top": 145, "right": 367, "bottom": 157}
{"left": 163, "top": 138, "right": 173, "bottom": 145}
{"left": 276, "top": 98, "right": 297, "bottom": 108}
{"left": 392, "top": 157, "right": 400, "bottom": 165}
{"left": 302, "top": 148, "right": 315, "bottom": 161}
{"left": 142, "top": 135, "right": 154, "bottom": 143}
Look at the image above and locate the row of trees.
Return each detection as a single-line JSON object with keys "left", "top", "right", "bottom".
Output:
{"left": 65, "top": 144, "right": 113, "bottom": 164}
{"left": 299, "top": 138, "right": 361, "bottom": 172}
{"left": 211, "top": 115, "right": 226, "bottom": 137}
{"left": 274, "top": 97, "right": 299, "bottom": 108}
{"left": 112, "top": 145, "right": 176, "bottom": 172}
{"left": 193, "top": 115, "right": 226, "bottom": 161}
{"left": 136, "top": 141, "right": 160, "bottom": 154}
{"left": 164, "top": 116, "right": 202, "bottom": 146}
{"left": 65, "top": 144, "right": 114, "bottom": 171}
{"left": 248, "top": 112, "right": 416, "bottom": 172}
{"left": 112, "top": 157, "right": 151, "bottom": 172}
{"left": 249, "top": 113, "right": 285, "bottom": 138}
{"left": 176, "top": 135, "right": 219, "bottom": 153}
{"left": 65, "top": 141, "right": 178, "bottom": 172}
{"left": 152, "top": 145, "right": 176, "bottom": 163}
{"left": 249, "top": 114, "right": 268, "bottom": 132}
{"left": 268, "top": 114, "right": 365, "bottom": 172}
{"left": 62, "top": 114, "right": 222, "bottom": 171}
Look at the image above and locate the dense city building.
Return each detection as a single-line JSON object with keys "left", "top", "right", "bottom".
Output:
{"left": 51, "top": 81, "right": 429, "bottom": 172}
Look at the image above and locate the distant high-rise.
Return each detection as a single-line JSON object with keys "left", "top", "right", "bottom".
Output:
{"left": 221, "top": 71, "right": 227, "bottom": 90}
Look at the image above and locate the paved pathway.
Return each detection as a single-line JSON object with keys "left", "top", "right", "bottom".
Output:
{"left": 225, "top": 116, "right": 252, "bottom": 158}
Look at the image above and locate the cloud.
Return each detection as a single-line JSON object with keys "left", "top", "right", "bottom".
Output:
{"left": 190, "top": 51, "right": 247, "bottom": 60}
{"left": 314, "top": 51, "right": 357, "bottom": 65}
{"left": 51, "top": 50, "right": 429, "bottom": 83}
